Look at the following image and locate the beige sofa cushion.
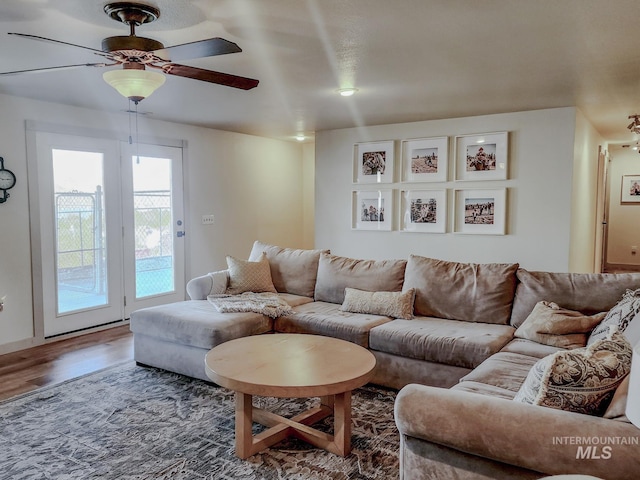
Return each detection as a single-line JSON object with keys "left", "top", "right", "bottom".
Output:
{"left": 459, "top": 351, "right": 543, "bottom": 393}
{"left": 314, "top": 253, "right": 406, "bottom": 304}
{"left": 248, "top": 241, "right": 328, "bottom": 298}
{"left": 402, "top": 255, "right": 518, "bottom": 325}
{"left": 514, "top": 329, "right": 632, "bottom": 416}
{"left": 369, "top": 317, "right": 515, "bottom": 369}
{"left": 274, "top": 301, "right": 392, "bottom": 348}
{"left": 510, "top": 269, "right": 640, "bottom": 328}
{"left": 340, "top": 287, "right": 415, "bottom": 320}
{"left": 500, "top": 338, "right": 565, "bottom": 359}
{"left": 129, "top": 300, "right": 273, "bottom": 350}
{"left": 514, "top": 301, "right": 606, "bottom": 349}
{"left": 226, "top": 253, "right": 277, "bottom": 295}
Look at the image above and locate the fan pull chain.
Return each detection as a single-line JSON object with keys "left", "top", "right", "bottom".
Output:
{"left": 127, "top": 98, "right": 141, "bottom": 164}
{"left": 135, "top": 101, "right": 140, "bottom": 164}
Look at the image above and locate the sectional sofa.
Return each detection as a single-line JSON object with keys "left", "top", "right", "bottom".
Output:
{"left": 129, "top": 241, "right": 640, "bottom": 479}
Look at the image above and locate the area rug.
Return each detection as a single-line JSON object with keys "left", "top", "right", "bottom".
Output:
{"left": 0, "top": 362, "right": 399, "bottom": 479}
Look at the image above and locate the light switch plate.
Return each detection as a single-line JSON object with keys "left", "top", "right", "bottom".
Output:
{"left": 202, "top": 215, "right": 215, "bottom": 225}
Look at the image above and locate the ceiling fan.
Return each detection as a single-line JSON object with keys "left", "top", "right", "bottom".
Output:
{"left": 0, "top": 2, "right": 259, "bottom": 103}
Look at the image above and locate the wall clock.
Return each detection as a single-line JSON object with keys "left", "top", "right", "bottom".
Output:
{"left": 0, "top": 157, "right": 16, "bottom": 203}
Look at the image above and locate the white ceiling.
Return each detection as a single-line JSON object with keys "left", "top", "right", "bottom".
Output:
{"left": 1, "top": 0, "right": 640, "bottom": 144}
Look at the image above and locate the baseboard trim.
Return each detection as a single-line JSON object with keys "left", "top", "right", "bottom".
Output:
{"left": 0, "top": 337, "right": 40, "bottom": 356}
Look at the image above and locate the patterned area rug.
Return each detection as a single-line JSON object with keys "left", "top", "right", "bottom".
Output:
{"left": 0, "top": 362, "right": 399, "bottom": 479}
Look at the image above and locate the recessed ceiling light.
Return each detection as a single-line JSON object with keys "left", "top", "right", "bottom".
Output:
{"left": 337, "top": 87, "right": 358, "bottom": 97}
{"left": 476, "top": 139, "right": 486, "bottom": 144}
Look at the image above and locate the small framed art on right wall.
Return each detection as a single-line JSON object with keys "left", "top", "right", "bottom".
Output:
{"left": 621, "top": 174, "right": 640, "bottom": 204}
{"left": 454, "top": 188, "right": 507, "bottom": 235}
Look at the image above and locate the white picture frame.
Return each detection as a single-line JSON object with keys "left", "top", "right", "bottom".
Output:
{"left": 352, "top": 189, "right": 393, "bottom": 231}
{"left": 454, "top": 188, "right": 507, "bottom": 235}
{"left": 401, "top": 136, "right": 448, "bottom": 182}
{"left": 621, "top": 174, "right": 640, "bottom": 204}
{"left": 454, "top": 132, "right": 508, "bottom": 181}
{"left": 400, "top": 189, "right": 447, "bottom": 233}
{"left": 353, "top": 141, "right": 395, "bottom": 184}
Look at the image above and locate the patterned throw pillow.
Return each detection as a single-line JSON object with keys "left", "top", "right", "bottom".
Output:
{"left": 513, "top": 328, "right": 632, "bottom": 416}
{"left": 588, "top": 289, "right": 640, "bottom": 346}
{"left": 514, "top": 301, "right": 606, "bottom": 349}
{"left": 340, "top": 287, "right": 416, "bottom": 319}
{"left": 225, "top": 252, "right": 277, "bottom": 295}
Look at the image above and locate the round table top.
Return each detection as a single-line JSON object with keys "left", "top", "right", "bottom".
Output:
{"left": 204, "top": 334, "right": 377, "bottom": 397}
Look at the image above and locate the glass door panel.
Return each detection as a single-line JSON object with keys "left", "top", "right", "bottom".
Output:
{"left": 132, "top": 155, "right": 175, "bottom": 298}
{"left": 52, "top": 149, "right": 108, "bottom": 314}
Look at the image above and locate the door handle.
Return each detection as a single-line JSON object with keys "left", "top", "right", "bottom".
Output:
{"left": 177, "top": 231, "right": 185, "bottom": 238}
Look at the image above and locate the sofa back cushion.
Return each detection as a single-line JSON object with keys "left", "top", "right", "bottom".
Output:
{"left": 510, "top": 269, "right": 640, "bottom": 328}
{"left": 403, "top": 255, "right": 519, "bottom": 325}
{"left": 248, "top": 241, "right": 329, "bottom": 298}
{"left": 314, "top": 253, "right": 407, "bottom": 304}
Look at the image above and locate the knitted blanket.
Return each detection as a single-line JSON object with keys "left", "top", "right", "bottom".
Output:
{"left": 207, "top": 292, "right": 294, "bottom": 319}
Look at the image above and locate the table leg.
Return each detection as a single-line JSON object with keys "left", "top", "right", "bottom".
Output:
{"left": 235, "top": 392, "right": 254, "bottom": 459}
{"left": 333, "top": 391, "right": 352, "bottom": 456}
{"left": 320, "top": 395, "right": 334, "bottom": 409}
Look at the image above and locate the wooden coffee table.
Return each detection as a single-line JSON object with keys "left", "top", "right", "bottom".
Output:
{"left": 204, "top": 333, "right": 376, "bottom": 459}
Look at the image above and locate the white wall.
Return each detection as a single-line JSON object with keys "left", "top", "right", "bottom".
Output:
{"left": 302, "top": 142, "right": 315, "bottom": 248}
{"left": 569, "top": 109, "right": 605, "bottom": 272}
{"left": 315, "top": 107, "right": 580, "bottom": 271}
{"left": 0, "top": 93, "right": 309, "bottom": 353}
{"left": 607, "top": 145, "right": 640, "bottom": 266}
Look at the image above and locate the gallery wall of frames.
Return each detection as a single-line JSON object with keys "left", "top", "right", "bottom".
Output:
{"left": 352, "top": 132, "right": 510, "bottom": 235}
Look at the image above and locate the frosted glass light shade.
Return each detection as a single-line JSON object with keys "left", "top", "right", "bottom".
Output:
{"left": 626, "top": 343, "right": 640, "bottom": 428}
{"left": 103, "top": 69, "right": 166, "bottom": 102}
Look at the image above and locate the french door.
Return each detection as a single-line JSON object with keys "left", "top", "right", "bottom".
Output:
{"left": 33, "top": 132, "right": 185, "bottom": 337}
{"left": 120, "top": 142, "right": 185, "bottom": 317}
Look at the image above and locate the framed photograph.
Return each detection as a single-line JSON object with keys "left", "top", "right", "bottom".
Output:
{"left": 352, "top": 189, "right": 393, "bottom": 231}
{"left": 454, "top": 188, "right": 507, "bottom": 235}
{"left": 621, "top": 175, "right": 640, "bottom": 204}
{"left": 400, "top": 189, "right": 447, "bottom": 233}
{"left": 401, "top": 136, "right": 448, "bottom": 182}
{"left": 454, "top": 132, "right": 508, "bottom": 181}
{"left": 353, "top": 141, "right": 395, "bottom": 184}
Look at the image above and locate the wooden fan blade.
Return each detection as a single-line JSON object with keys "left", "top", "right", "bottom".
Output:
{"left": 0, "top": 63, "right": 107, "bottom": 76}
{"left": 154, "top": 38, "right": 241, "bottom": 62}
{"left": 8, "top": 33, "right": 104, "bottom": 53}
{"left": 161, "top": 64, "right": 259, "bottom": 90}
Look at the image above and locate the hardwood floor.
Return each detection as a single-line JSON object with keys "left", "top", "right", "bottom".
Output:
{"left": 0, "top": 325, "right": 133, "bottom": 401}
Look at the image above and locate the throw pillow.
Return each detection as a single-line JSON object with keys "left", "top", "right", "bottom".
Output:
{"left": 513, "top": 327, "right": 632, "bottom": 416}
{"left": 588, "top": 288, "right": 640, "bottom": 346}
{"left": 340, "top": 287, "right": 415, "bottom": 319}
{"left": 226, "top": 252, "right": 277, "bottom": 295}
{"left": 514, "top": 301, "right": 606, "bottom": 349}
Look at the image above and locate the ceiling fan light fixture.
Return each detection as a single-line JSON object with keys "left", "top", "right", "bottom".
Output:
{"left": 103, "top": 67, "right": 166, "bottom": 103}
{"left": 337, "top": 87, "right": 358, "bottom": 97}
